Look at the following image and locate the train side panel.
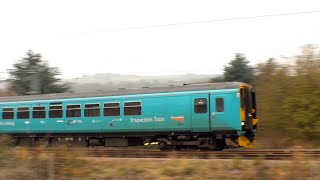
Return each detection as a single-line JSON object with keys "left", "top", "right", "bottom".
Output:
{"left": 0, "top": 89, "right": 240, "bottom": 134}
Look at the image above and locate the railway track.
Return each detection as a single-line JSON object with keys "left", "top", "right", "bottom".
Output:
{"left": 10, "top": 148, "right": 320, "bottom": 160}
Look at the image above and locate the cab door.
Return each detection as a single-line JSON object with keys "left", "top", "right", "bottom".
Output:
{"left": 191, "top": 94, "right": 210, "bottom": 132}
{"left": 210, "top": 93, "right": 228, "bottom": 130}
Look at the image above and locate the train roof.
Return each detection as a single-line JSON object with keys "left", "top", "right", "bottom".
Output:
{"left": 0, "top": 82, "right": 244, "bottom": 103}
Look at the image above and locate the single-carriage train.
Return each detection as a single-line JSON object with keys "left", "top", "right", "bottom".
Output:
{"left": 0, "top": 82, "right": 258, "bottom": 150}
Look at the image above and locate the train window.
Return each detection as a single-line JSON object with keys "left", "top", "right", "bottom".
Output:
{"left": 17, "top": 107, "right": 30, "bottom": 119}
{"left": 49, "top": 105, "right": 63, "bottom": 118}
{"left": 194, "top": 98, "right": 207, "bottom": 113}
{"left": 124, "top": 102, "right": 141, "bottom": 116}
{"left": 32, "top": 106, "right": 46, "bottom": 119}
{"left": 66, "top": 105, "right": 81, "bottom": 117}
{"left": 104, "top": 103, "right": 120, "bottom": 116}
{"left": 2, "top": 108, "right": 14, "bottom": 119}
{"left": 85, "top": 104, "right": 100, "bottom": 117}
{"left": 216, "top": 98, "right": 224, "bottom": 112}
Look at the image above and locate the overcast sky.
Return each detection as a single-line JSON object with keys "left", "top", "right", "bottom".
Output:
{"left": 0, "top": 0, "right": 319, "bottom": 79}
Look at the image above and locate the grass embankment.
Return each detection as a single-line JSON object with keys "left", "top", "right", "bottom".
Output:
{"left": 0, "top": 147, "right": 319, "bottom": 180}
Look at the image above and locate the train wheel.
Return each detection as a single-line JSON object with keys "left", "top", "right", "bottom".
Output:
{"left": 159, "top": 142, "right": 167, "bottom": 150}
{"left": 159, "top": 142, "right": 173, "bottom": 151}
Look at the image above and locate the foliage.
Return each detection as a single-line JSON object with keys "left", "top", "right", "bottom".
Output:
{"left": 223, "top": 53, "right": 254, "bottom": 83}
{"left": 9, "top": 50, "right": 70, "bottom": 95}
{"left": 255, "top": 45, "right": 320, "bottom": 147}
{"left": 282, "top": 45, "right": 320, "bottom": 141}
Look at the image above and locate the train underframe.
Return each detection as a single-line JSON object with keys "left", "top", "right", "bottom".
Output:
{"left": 8, "top": 131, "right": 242, "bottom": 151}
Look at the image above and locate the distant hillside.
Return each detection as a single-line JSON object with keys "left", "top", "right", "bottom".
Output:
{"left": 65, "top": 73, "right": 218, "bottom": 92}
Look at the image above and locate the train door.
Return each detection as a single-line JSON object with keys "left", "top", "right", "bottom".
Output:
{"left": 241, "top": 86, "right": 253, "bottom": 130}
{"left": 191, "top": 94, "right": 210, "bottom": 132}
{"left": 210, "top": 93, "right": 229, "bottom": 130}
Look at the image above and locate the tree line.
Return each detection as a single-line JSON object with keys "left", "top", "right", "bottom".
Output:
{"left": 211, "top": 44, "right": 320, "bottom": 147}
{"left": 6, "top": 50, "right": 69, "bottom": 96}
{"left": 254, "top": 45, "right": 320, "bottom": 147}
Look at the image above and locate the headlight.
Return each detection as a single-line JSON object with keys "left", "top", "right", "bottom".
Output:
{"left": 241, "top": 122, "right": 245, "bottom": 126}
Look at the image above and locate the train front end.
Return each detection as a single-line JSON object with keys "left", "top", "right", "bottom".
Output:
{"left": 238, "top": 84, "right": 258, "bottom": 148}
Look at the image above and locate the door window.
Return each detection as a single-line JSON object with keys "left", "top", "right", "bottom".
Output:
{"left": 216, "top": 98, "right": 224, "bottom": 112}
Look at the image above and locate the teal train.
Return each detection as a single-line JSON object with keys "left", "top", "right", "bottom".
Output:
{"left": 0, "top": 82, "right": 258, "bottom": 150}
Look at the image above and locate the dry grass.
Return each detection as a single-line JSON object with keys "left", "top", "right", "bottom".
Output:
{"left": 0, "top": 147, "right": 319, "bottom": 180}
{"left": 0, "top": 135, "right": 319, "bottom": 179}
